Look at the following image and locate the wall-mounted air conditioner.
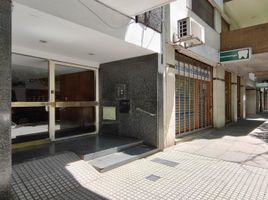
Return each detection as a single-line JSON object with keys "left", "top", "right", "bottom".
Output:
{"left": 173, "top": 17, "right": 204, "bottom": 48}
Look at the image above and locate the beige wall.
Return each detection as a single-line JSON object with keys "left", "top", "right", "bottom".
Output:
{"left": 164, "top": 66, "right": 176, "bottom": 148}
{"left": 221, "top": 22, "right": 268, "bottom": 54}
{"left": 213, "top": 66, "right": 226, "bottom": 128}
{"left": 246, "top": 90, "right": 257, "bottom": 115}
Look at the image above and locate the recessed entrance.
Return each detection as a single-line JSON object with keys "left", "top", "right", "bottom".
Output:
{"left": 11, "top": 54, "right": 98, "bottom": 144}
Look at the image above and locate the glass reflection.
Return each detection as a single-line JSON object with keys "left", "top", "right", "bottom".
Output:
{"left": 55, "top": 107, "right": 96, "bottom": 138}
{"left": 11, "top": 54, "right": 49, "bottom": 142}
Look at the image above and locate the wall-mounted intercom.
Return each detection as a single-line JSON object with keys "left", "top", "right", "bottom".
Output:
{"left": 115, "top": 83, "right": 127, "bottom": 100}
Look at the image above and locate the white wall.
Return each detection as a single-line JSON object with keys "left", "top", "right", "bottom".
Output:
{"left": 125, "top": 23, "right": 161, "bottom": 53}
{"left": 168, "top": 0, "right": 221, "bottom": 63}
{"left": 213, "top": 66, "right": 226, "bottom": 128}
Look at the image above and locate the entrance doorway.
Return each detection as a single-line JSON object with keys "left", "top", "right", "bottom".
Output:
{"left": 12, "top": 54, "right": 50, "bottom": 143}
{"left": 11, "top": 54, "right": 98, "bottom": 144}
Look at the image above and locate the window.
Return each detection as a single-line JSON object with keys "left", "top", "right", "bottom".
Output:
{"left": 192, "top": 0, "right": 214, "bottom": 29}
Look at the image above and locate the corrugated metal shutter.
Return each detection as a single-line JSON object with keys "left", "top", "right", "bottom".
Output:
{"left": 175, "top": 53, "right": 212, "bottom": 136}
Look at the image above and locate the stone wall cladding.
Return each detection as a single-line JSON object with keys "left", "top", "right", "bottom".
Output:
{"left": 100, "top": 54, "right": 158, "bottom": 146}
{"left": 0, "top": 0, "right": 12, "bottom": 199}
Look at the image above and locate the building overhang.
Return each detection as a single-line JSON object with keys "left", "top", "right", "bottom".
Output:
{"left": 12, "top": 2, "right": 155, "bottom": 67}
{"left": 97, "top": 0, "right": 175, "bottom": 16}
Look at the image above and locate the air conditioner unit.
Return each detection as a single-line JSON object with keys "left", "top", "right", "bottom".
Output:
{"left": 173, "top": 17, "right": 204, "bottom": 48}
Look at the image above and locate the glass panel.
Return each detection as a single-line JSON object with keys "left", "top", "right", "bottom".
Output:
{"left": 12, "top": 107, "right": 49, "bottom": 141}
{"left": 55, "top": 64, "right": 95, "bottom": 101}
{"left": 11, "top": 54, "right": 49, "bottom": 142}
{"left": 12, "top": 54, "right": 49, "bottom": 102}
{"left": 55, "top": 107, "right": 96, "bottom": 138}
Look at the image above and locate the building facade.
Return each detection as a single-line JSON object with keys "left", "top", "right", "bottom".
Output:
{"left": 1, "top": 0, "right": 267, "bottom": 197}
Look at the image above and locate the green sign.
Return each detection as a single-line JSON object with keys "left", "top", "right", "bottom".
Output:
{"left": 220, "top": 48, "right": 252, "bottom": 63}
{"left": 256, "top": 83, "right": 268, "bottom": 88}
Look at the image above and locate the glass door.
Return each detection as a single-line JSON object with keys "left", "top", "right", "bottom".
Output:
{"left": 11, "top": 54, "right": 49, "bottom": 143}
{"left": 49, "top": 61, "right": 98, "bottom": 140}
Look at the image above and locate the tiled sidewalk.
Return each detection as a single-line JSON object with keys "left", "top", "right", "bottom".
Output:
{"left": 174, "top": 119, "right": 268, "bottom": 169}
{"left": 10, "top": 116, "right": 268, "bottom": 199}
{"left": 11, "top": 150, "right": 268, "bottom": 199}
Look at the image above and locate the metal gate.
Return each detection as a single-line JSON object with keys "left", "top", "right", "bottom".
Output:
{"left": 175, "top": 53, "right": 212, "bottom": 136}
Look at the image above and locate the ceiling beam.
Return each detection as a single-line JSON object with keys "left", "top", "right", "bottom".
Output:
{"left": 254, "top": 71, "right": 268, "bottom": 77}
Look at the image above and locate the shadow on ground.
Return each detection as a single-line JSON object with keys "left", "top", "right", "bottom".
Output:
{"left": 174, "top": 113, "right": 268, "bottom": 169}
{"left": 180, "top": 117, "right": 266, "bottom": 143}
{"left": 10, "top": 152, "right": 107, "bottom": 200}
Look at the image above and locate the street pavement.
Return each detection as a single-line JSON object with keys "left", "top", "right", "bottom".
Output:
{"left": 11, "top": 115, "right": 268, "bottom": 200}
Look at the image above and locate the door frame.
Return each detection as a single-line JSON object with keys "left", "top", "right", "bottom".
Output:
{"left": 48, "top": 60, "right": 99, "bottom": 141}
{"left": 11, "top": 52, "right": 99, "bottom": 143}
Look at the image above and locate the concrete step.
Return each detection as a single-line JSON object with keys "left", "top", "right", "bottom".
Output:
{"left": 89, "top": 144, "right": 159, "bottom": 172}
{"left": 81, "top": 140, "right": 143, "bottom": 161}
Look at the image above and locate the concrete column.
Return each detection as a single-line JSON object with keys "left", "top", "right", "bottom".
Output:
{"left": 159, "top": 43, "right": 176, "bottom": 149}
{"left": 231, "top": 73, "right": 237, "bottom": 122}
{"left": 0, "top": 0, "right": 12, "bottom": 198}
{"left": 240, "top": 78, "right": 246, "bottom": 119}
{"left": 246, "top": 89, "right": 257, "bottom": 116}
{"left": 213, "top": 66, "right": 225, "bottom": 128}
{"left": 261, "top": 88, "right": 264, "bottom": 112}
{"left": 164, "top": 65, "right": 176, "bottom": 148}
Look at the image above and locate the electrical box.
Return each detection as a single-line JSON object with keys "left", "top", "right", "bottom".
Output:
{"left": 119, "top": 100, "right": 130, "bottom": 113}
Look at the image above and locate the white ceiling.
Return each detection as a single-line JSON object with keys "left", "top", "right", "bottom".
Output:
{"left": 225, "top": 0, "right": 268, "bottom": 29}
{"left": 224, "top": 52, "right": 268, "bottom": 77}
{"left": 14, "top": 0, "right": 172, "bottom": 41}
{"left": 12, "top": 2, "right": 154, "bottom": 66}
{"left": 98, "top": 0, "right": 174, "bottom": 15}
